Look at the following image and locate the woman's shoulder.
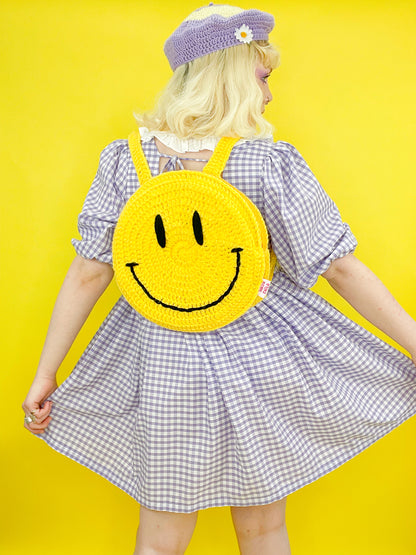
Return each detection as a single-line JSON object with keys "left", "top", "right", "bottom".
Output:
{"left": 94, "top": 139, "right": 132, "bottom": 197}
{"left": 232, "top": 137, "right": 299, "bottom": 163}
{"left": 98, "top": 138, "right": 131, "bottom": 170}
{"left": 99, "top": 138, "right": 129, "bottom": 159}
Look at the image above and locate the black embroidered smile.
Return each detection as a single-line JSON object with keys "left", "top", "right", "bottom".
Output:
{"left": 126, "top": 247, "right": 243, "bottom": 312}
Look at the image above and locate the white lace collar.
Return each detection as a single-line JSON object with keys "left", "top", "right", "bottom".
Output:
{"left": 138, "top": 127, "right": 220, "bottom": 153}
{"left": 138, "top": 127, "right": 273, "bottom": 153}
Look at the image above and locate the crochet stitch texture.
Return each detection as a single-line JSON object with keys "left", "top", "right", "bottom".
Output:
{"left": 164, "top": 4, "right": 275, "bottom": 70}
{"left": 112, "top": 130, "right": 277, "bottom": 332}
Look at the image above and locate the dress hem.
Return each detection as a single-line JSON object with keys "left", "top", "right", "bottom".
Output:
{"left": 35, "top": 405, "right": 416, "bottom": 513}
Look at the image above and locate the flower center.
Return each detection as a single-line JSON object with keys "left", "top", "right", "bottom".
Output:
{"left": 241, "top": 32, "right": 247, "bottom": 37}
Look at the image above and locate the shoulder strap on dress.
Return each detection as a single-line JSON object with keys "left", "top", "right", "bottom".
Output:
{"left": 203, "top": 137, "right": 241, "bottom": 177}
{"left": 128, "top": 130, "right": 152, "bottom": 185}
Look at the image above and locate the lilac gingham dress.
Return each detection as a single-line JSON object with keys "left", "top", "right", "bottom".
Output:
{"left": 37, "top": 135, "right": 416, "bottom": 513}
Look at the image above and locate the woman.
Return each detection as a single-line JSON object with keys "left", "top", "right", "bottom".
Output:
{"left": 22, "top": 4, "right": 416, "bottom": 554}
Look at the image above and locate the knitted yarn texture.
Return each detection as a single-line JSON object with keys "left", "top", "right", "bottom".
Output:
{"left": 164, "top": 3, "right": 275, "bottom": 71}
{"left": 112, "top": 130, "right": 278, "bottom": 332}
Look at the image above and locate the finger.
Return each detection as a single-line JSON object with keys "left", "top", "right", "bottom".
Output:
{"left": 24, "top": 424, "right": 46, "bottom": 435}
{"left": 34, "top": 416, "right": 52, "bottom": 430}
{"left": 24, "top": 421, "right": 46, "bottom": 434}
{"left": 25, "top": 416, "right": 52, "bottom": 431}
{"left": 29, "top": 416, "right": 52, "bottom": 429}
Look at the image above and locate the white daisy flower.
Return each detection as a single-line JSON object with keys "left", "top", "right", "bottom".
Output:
{"left": 234, "top": 24, "right": 253, "bottom": 44}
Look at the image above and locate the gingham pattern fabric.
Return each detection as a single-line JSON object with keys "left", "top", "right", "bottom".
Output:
{"left": 36, "top": 136, "right": 416, "bottom": 513}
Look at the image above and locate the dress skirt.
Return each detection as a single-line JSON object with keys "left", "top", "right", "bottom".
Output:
{"left": 37, "top": 271, "right": 416, "bottom": 512}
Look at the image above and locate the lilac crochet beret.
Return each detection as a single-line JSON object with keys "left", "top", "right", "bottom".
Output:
{"left": 164, "top": 3, "right": 275, "bottom": 71}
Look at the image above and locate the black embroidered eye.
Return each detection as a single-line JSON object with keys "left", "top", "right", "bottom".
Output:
{"left": 192, "top": 211, "right": 203, "bottom": 245}
{"left": 155, "top": 214, "right": 166, "bottom": 248}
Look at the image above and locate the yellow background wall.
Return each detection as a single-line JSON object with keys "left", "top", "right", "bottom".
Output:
{"left": 2, "top": 0, "right": 415, "bottom": 553}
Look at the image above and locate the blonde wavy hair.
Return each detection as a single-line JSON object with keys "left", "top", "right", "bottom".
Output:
{"left": 133, "top": 40, "right": 280, "bottom": 139}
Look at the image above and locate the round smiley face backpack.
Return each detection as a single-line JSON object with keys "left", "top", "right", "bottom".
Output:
{"left": 112, "top": 130, "right": 278, "bottom": 333}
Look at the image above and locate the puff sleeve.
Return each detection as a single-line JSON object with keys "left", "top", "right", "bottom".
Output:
{"left": 262, "top": 141, "right": 358, "bottom": 288}
{"left": 71, "top": 140, "right": 127, "bottom": 265}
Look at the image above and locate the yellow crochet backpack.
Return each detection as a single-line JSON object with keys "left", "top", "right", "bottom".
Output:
{"left": 112, "top": 130, "right": 278, "bottom": 333}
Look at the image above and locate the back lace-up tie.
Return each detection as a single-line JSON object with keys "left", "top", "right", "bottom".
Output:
{"left": 158, "top": 153, "right": 210, "bottom": 172}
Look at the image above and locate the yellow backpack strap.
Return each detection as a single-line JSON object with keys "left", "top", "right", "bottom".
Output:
{"left": 203, "top": 137, "right": 241, "bottom": 177}
{"left": 128, "top": 130, "right": 152, "bottom": 185}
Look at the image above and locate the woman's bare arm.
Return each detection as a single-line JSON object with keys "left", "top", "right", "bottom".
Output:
{"left": 321, "top": 254, "right": 416, "bottom": 359}
{"left": 35, "top": 255, "right": 114, "bottom": 379}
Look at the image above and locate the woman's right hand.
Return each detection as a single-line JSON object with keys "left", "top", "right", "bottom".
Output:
{"left": 22, "top": 375, "right": 58, "bottom": 435}
{"left": 21, "top": 256, "right": 113, "bottom": 436}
